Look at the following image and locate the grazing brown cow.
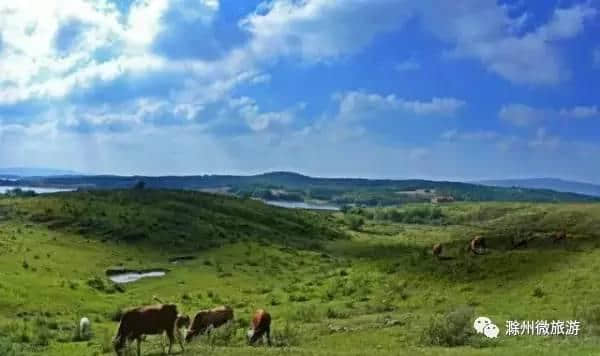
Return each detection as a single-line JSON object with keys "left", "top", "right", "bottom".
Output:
{"left": 247, "top": 309, "right": 271, "bottom": 346}
{"left": 113, "top": 304, "right": 182, "bottom": 356}
{"left": 185, "top": 305, "right": 234, "bottom": 342}
{"left": 553, "top": 230, "right": 567, "bottom": 243}
{"left": 432, "top": 243, "right": 443, "bottom": 258}
{"left": 470, "top": 236, "right": 485, "bottom": 255}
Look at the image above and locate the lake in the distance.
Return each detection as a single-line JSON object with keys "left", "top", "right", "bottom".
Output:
{"left": 264, "top": 200, "right": 340, "bottom": 211}
{"left": 0, "top": 186, "right": 75, "bottom": 194}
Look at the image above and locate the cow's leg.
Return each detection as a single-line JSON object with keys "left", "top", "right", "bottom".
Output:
{"left": 166, "top": 328, "right": 175, "bottom": 355}
{"left": 250, "top": 329, "right": 265, "bottom": 345}
{"left": 177, "top": 329, "right": 185, "bottom": 352}
{"left": 266, "top": 326, "right": 271, "bottom": 346}
{"left": 136, "top": 337, "right": 142, "bottom": 356}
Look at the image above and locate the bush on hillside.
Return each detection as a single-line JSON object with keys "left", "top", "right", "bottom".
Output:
{"left": 420, "top": 306, "right": 475, "bottom": 347}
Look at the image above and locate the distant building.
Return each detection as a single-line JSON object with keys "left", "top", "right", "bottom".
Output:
{"left": 431, "top": 195, "right": 455, "bottom": 204}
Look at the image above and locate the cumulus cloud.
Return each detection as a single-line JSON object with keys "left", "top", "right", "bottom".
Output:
{"left": 441, "top": 129, "right": 499, "bottom": 141}
{"left": 499, "top": 104, "right": 548, "bottom": 127}
{"left": 424, "top": 1, "right": 596, "bottom": 85}
{"left": 227, "top": 96, "right": 305, "bottom": 131}
{"left": 529, "top": 128, "right": 560, "bottom": 150}
{"left": 394, "top": 58, "right": 421, "bottom": 72}
{"left": 240, "top": 0, "right": 596, "bottom": 85}
{"left": 240, "top": 0, "right": 415, "bottom": 61}
{"left": 500, "top": 103, "right": 600, "bottom": 126}
{"left": 334, "top": 91, "right": 465, "bottom": 122}
{"left": 559, "top": 105, "right": 599, "bottom": 119}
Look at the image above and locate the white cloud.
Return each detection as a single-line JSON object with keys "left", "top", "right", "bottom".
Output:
{"left": 408, "top": 147, "right": 430, "bottom": 160}
{"left": 421, "top": 1, "right": 596, "bottom": 85}
{"left": 536, "top": 4, "right": 597, "bottom": 41}
{"left": 559, "top": 105, "right": 599, "bottom": 119}
{"left": 441, "top": 129, "right": 499, "bottom": 141}
{"left": 499, "top": 104, "right": 547, "bottom": 127}
{"left": 529, "top": 128, "right": 560, "bottom": 150}
{"left": 228, "top": 96, "right": 305, "bottom": 131}
{"left": 500, "top": 103, "right": 600, "bottom": 126}
{"left": 335, "top": 91, "right": 465, "bottom": 122}
{"left": 394, "top": 58, "right": 421, "bottom": 72}
{"left": 126, "top": 0, "right": 171, "bottom": 49}
{"left": 239, "top": 0, "right": 596, "bottom": 85}
{"left": 0, "top": 0, "right": 229, "bottom": 105}
{"left": 240, "top": 0, "right": 414, "bottom": 62}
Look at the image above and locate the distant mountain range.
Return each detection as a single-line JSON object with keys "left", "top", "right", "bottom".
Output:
{"left": 477, "top": 178, "right": 600, "bottom": 198}
{"left": 3, "top": 171, "right": 599, "bottom": 204}
{"left": 0, "top": 167, "right": 81, "bottom": 177}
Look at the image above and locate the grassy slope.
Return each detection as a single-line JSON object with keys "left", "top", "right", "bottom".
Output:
{"left": 1, "top": 192, "right": 600, "bottom": 355}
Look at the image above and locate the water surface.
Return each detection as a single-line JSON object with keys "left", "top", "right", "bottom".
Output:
{"left": 0, "top": 186, "right": 74, "bottom": 194}
{"left": 108, "top": 271, "right": 166, "bottom": 284}
{"left": 264, "top": 200, "right": 340, "bottom": 211}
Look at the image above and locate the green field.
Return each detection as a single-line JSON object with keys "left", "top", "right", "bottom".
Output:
{"left": 1, "top": 190, "right": 600, "bottom": 355}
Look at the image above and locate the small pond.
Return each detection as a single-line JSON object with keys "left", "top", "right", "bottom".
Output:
{"left": 106, "top": 268, "right": 168, "bottom": 284}
{"left": 263, "top": 200, "right": 340, "bottom": 211}
{"left": 0, "top": 186, "right": 75, "bottom": 194}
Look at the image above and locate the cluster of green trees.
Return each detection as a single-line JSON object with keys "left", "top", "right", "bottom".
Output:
{"left": 343, "top": 205, "right": 445, "bottom": 225}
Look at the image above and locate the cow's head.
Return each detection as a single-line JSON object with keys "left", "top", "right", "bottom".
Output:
{"left": 176, "top": 314, "right": 191, "bottom": 329}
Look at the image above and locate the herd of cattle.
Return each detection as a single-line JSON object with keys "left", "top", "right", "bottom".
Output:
{"left": 94, "top": 232, "right": 569, "bottom": 355}
{"left": 432, "top": 231, "right": 567, "bottom": 259}
{"left": 111, "top": 300, "right": 271, "bottom": 356}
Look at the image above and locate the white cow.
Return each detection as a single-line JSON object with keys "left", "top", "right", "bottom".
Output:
{"left": 79, "top": 317, "right": 91, "bottom": 339}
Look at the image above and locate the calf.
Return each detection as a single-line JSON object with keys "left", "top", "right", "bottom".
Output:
{"left": 79, "top": 317, "right": 91, "bottom": 339}
{"left": 553, "top": 230, "right": 567, "bottom": 243}
{"left": 470, "top": 236, "right": 485, "bottom": 255}
{"left": 247, "top": 309, "right": 271, "bottom": 346}
{"left": 113, "top": 304, "right": 181, "bottom": 356}
{"left": 432, "top": 243, "right": 442, "bottom": 258}
{"left": 185, "top": 305, "right": 234, "bottom": 342}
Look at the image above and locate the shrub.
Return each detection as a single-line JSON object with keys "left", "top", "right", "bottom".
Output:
{"left": 11, "top": 321, "right": 32, "bottom": 343}
{"left": 0, "top": 338, "right": 20, "bottom": 356}
{"left": 32, "top": 318, "right": 52, "bottom": 346}
{"left": 420, "top": 306, "right": 475, "bottom": 347}
{"left": 326, "top": 307, "right": 349, "bottom": 319}
{"left": 345, "top": 215, "right": 364, "bottom": 231}
{"left": 291, "top": 306, "right": 319, "bottom": 323}
{"left": 272, "top": 323, "right": 301, "bottom": 347}
{"left": 532, "top": 286, "right": 545, "bottom": 298}
{"left": 87, "top": 276, "right": 106, "bottom": 291}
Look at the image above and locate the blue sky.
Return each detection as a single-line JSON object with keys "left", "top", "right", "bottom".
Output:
{"left": 0, "top": 0, "right": 599, "bottom": 182}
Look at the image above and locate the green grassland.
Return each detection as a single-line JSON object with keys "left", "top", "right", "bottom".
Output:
{"left": 1, "top": 190, "right": 600, "bottom": 355}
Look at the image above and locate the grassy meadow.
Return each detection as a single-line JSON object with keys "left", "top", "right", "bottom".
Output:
{"left": 1, "top": 190, "right": 600, "bottom": 355}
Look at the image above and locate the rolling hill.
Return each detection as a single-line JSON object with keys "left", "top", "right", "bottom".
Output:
{"left": 478, "top": 178, "right": 600, "bottom": 197}
{"left": 4, "top": 171, "right": 599, "bottom": 205}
